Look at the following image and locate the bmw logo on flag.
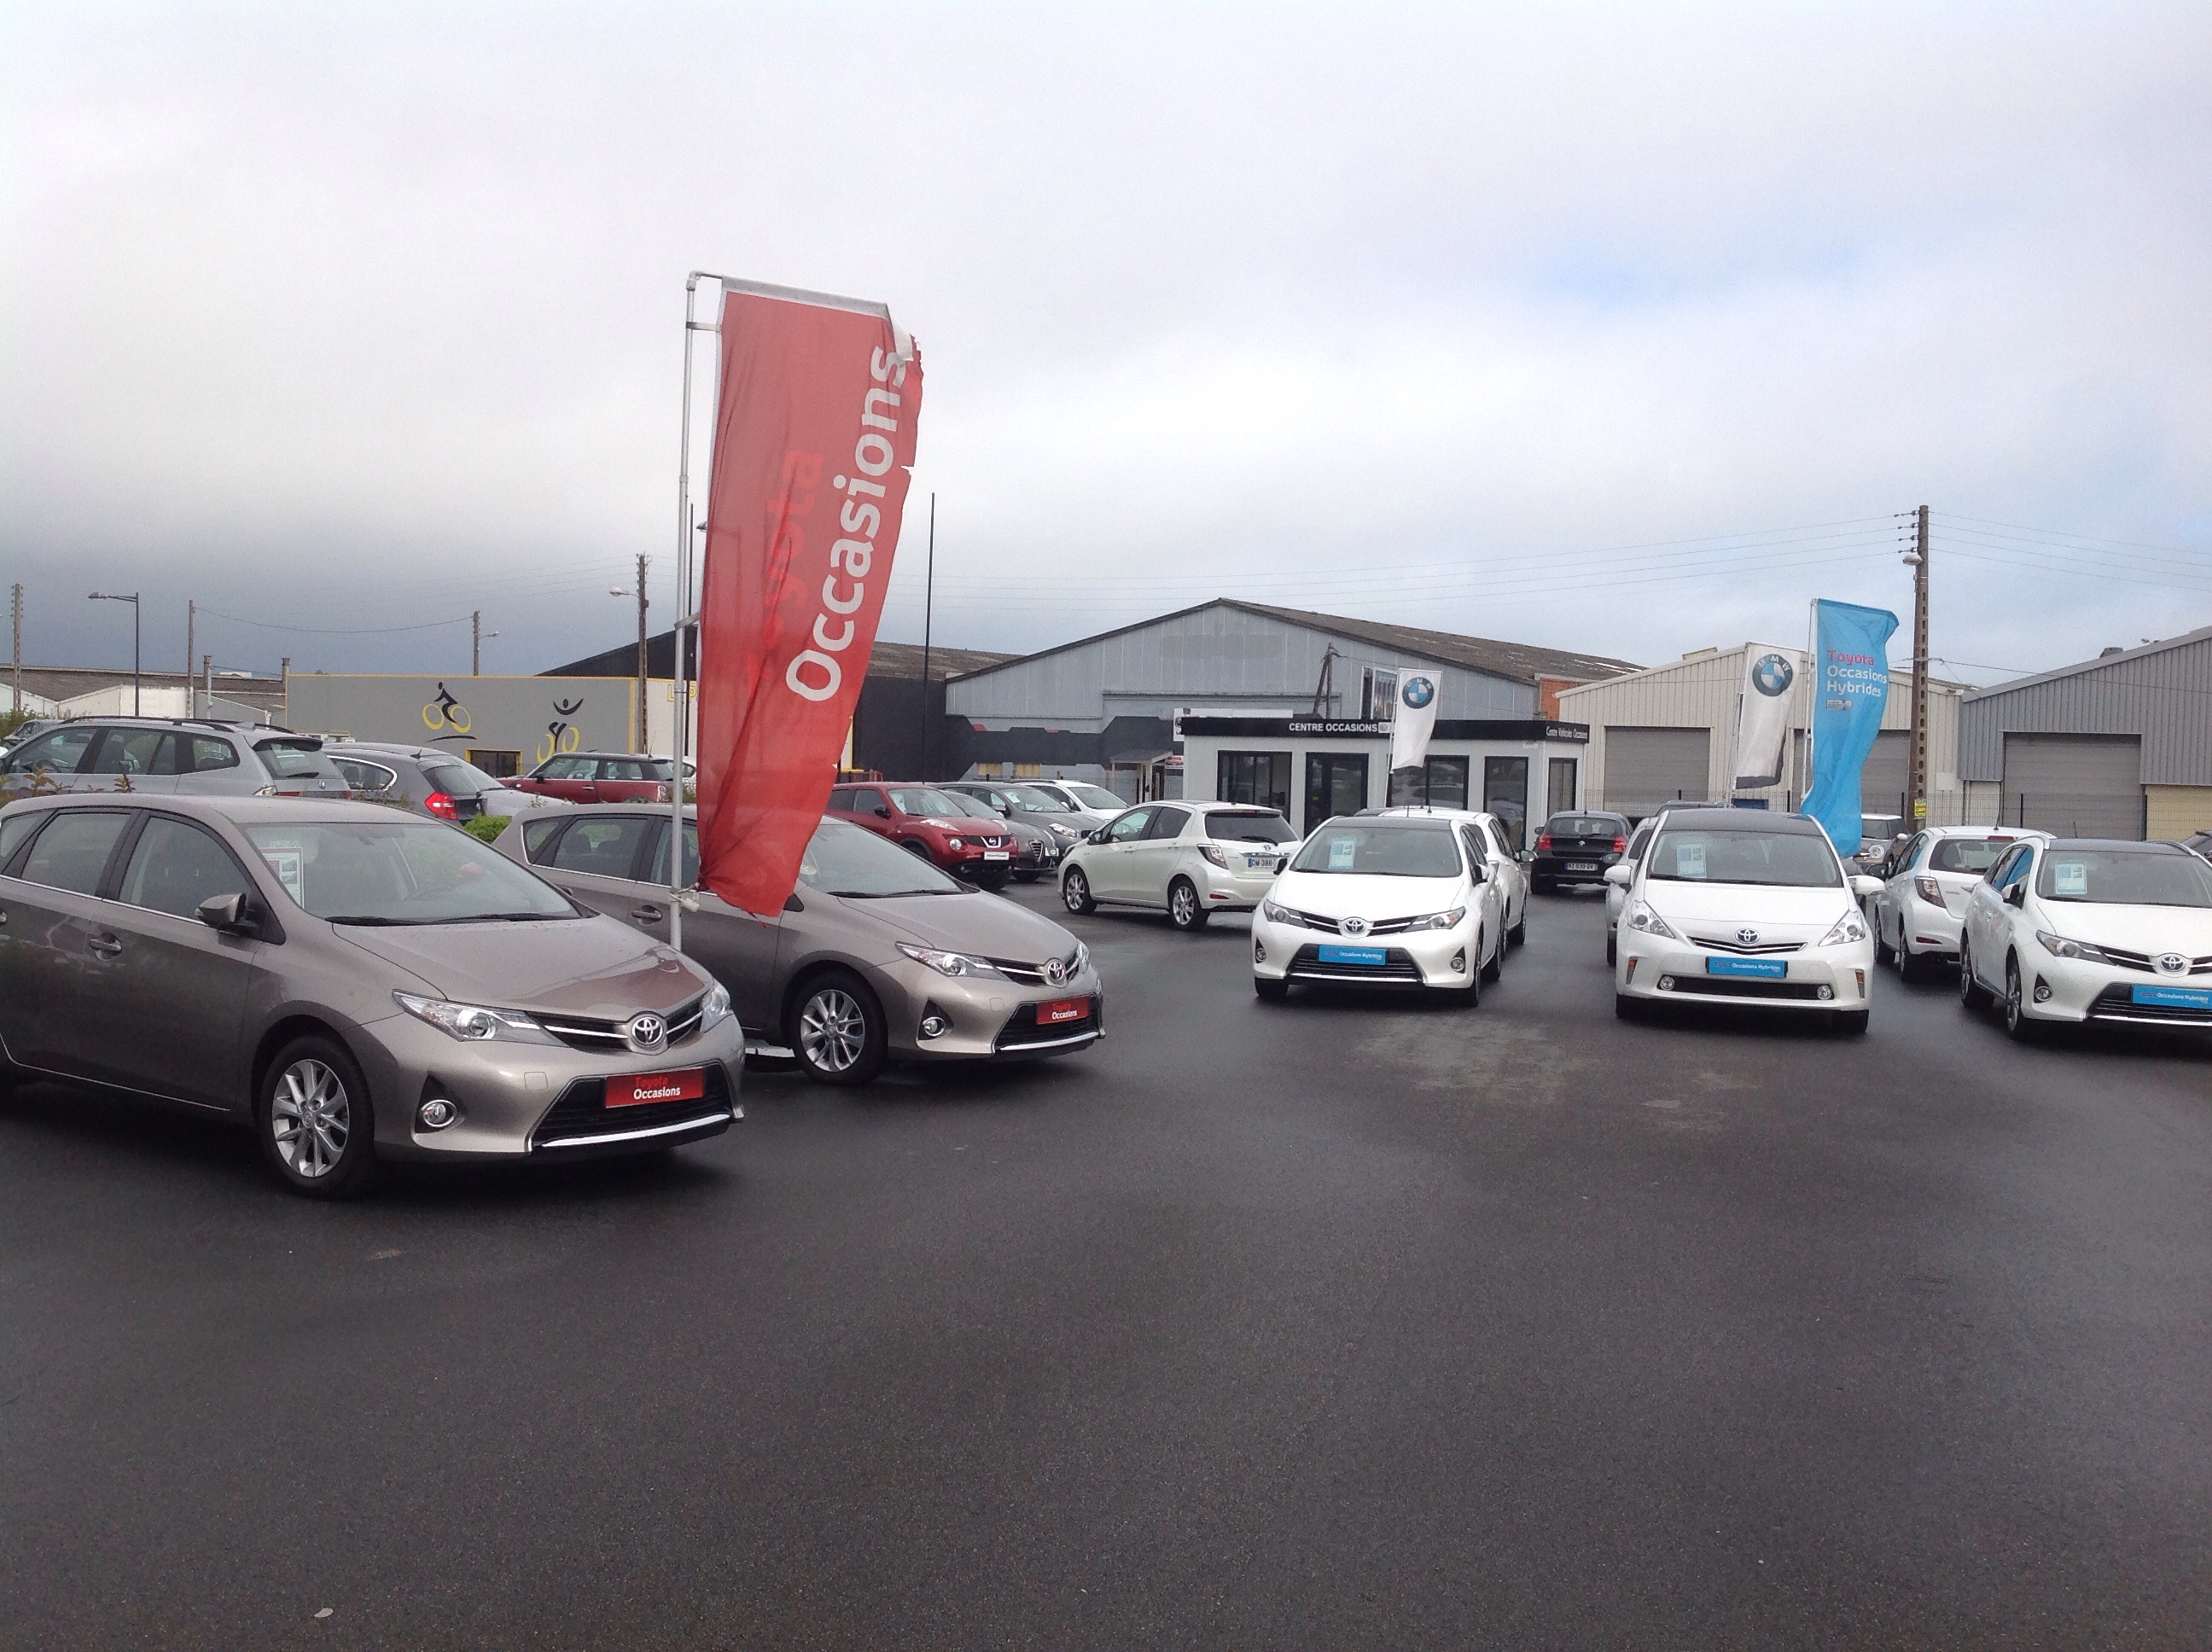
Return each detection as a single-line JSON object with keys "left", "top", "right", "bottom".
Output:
{"left": 1400, "top": 676, "right": 1436, "bottom": 710}
{"left": 1751, "top": 653, "right": 1795, "bottom": 697}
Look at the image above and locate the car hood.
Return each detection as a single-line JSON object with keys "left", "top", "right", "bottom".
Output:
{"left": 1639, "top": 881, "right": 1855, "bottom": 929}
{"left": 2029, "top": 903, "right": 2212, "bottom": 955}
{"left": 333, "top": 915, "right": 703, "bottom": 1015}
{"left": 1273, "top": 870, "right": 1465, "bottom": 920}
{"left": 829, "top": 887, "right": 1080, "bottom": 964}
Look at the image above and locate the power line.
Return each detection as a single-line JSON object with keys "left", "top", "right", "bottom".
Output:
{"left": 195, "top": 607, "right": 475, "bottom": 636}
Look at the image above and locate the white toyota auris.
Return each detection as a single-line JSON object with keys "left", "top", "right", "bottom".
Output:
{"left": 1608, "top": 808, "right": 1883, "bottom": 1033}
{"left": 1251, "top": 817, "right": 1506, "bottom": 1003}
{"left": 1959, "top": 836, "right": 2212, "bottom": 1039}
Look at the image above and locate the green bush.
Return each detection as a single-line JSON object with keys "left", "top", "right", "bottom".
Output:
{"left": 464, "top": 814, "right": 509, "bottom": 844}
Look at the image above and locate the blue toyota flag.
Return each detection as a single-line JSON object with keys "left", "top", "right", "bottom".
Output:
{"left": 1802, "top": 599, "right": 1899, "bottom": 852}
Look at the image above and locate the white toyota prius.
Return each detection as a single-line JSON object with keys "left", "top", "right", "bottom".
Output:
{"left": 1959, "top": 836, "right": 2212, "bottom": 1039}
{"left": 1607, "top": 808, "right": 1883, "bottom": 1033}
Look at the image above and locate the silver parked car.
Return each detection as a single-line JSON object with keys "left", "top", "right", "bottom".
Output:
{"left": 0, "top": 718, "right": 351, "bottom": 801}
{"left": 0, "top": 794, "right": 741, "bottom": 1195}
{"left": 327, "top": 741, "right": 561, "bottom": 825}
{"left": 939, "top": 780, "right": 1091, "bottom": 864}
{"left": 495, "top": 806, "right": 1103, "bottom": 1085}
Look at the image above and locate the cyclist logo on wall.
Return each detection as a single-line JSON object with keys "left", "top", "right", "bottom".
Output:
{"left": 422, "top": 684, "right": 473, "bottom": 738}
{"left": 537, "top": 699, "right": 585, "bottom": 765}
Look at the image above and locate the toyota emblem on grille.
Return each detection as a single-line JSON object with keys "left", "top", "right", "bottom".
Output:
{"left": 1738, "top": 928, "right": 1760, "bottom": 945}
{"left": 624, "top": 1013, "right": 669, "bottom": 1054}
{"left": 1044, "top": 957, "right": 1068, "bottom": 986}
{"left": 1342, "top": 916, "right": 1370, "bottom": 937}
{"left": 2157, "top": 952, "right": 2189, "bottom": 976}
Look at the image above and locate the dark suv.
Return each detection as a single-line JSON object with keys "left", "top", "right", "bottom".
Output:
{"left": 1530, "top": 811, "right": 1631, "bottom": 893}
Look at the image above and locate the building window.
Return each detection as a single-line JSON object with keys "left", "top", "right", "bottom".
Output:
{"left": 1387, "top": 756, "right": 1470, "bottom": 809}
{"left": 1547, "top": 757, "right": 1578, "bottom": 817}
{"left": 1362, "top": 668, "right": 1400, "bottom": 722}
{"left": 1484, "top": 755, "right": 1530, "bottom": 848}
{"left": 1304, "top": 753, "right": 1371, "bottom": 835}
{"left": 1219, "top": 751, "right": 1292, "bottom": 813}
{"left": 469, "top": 748, "right": 521, "bottom": 778}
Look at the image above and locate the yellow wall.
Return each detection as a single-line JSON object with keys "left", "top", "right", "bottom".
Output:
{"left": 2145, "top": 785, "right": 2212, "bottom": 841}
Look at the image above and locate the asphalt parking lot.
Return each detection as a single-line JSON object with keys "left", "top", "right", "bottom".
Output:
{"left": 4, "top": 884, "right": 2211, "bottom": 1649}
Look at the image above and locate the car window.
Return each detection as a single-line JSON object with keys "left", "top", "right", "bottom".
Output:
{"left": 887, "top": 788, "right": 952, "bottom": 815}
{"left": 253, "top": 739, "right": 342, "bottom": 782}
{"left": 1105, "top": 808, "right": 1155, "bottom": 844}
{"left": 5, "top": 725, "right": 99, "bottom": 776}
{"left": 1290, "top": 824, "right": 1463, "bottom": 877}
{"left": 797, "top": 818, "right": 963, "bottom": 897}
{"left": 1989, "top": 845, "right": 2032, "bottom": 889}
{"left": 1065, "top": 783, "right": 1126, "bottom": 811}
{"left": 1144, "top": 806, "right": 1191, "bottom": 841}
{"left": 1625, "top": 822, "right": 1654, "bottom": 860}
{"left": 88, "top": 729, "right": 180, "bottom": 777}
{"left": 521, "top": 817, "right": 569, "bottom": 860}
{"left": 1645, "top": 829, "right": 1842, "bottom": 887}
{"left": 847, "top": 788, "right": 887, "bottom": 814}
{"left": 538, "top": 755, "right": 592, "bottom": 780}
{"left": 1545, "top": 815, "right": 1620, "bottom": 836}
{"left": 423, "top": 762, "right": 498, "bottom": 799}
{"left": 1894, "top": 832, "right": 1928, "bottom": 872}
{"left": 242, "top": 820, "right": 576, "bottom": 922}
{"left": 2036, "top": 848, "right": 2212, "bottom": 907}
{"left": 1929, "top": 836, "right": 2014, "bottom": 875}
{"left": 1460, "top": 826, "right": 1491, "bottom": 874}
{"left": 15, "top": 810, "right": 130, "bottom": 895}
{"left": 334, "top": 759, "right": 399, "bottom": 794}
{"left": 1004, "top": 785, "right": 1073, "bottom": 811}
{"left": 601, "top": 759, "right": 650, "bottom": 782}
{"left": 1483, "top": 823, "right": 1515, "bottom": 859}
{"left": 1203, "top": 811, "right": 1295, "bottom": 844}
{"left": 0, "top": 809, "right": 46, "bottom": 870}
{"left": 186, "top": 736, "right": 239, "bottom": 773}
{"left": 548, "top": 816, "right": 655, "bottom": 880}
{"left": 118, "top": 816, "right": 253, "bottom": 919}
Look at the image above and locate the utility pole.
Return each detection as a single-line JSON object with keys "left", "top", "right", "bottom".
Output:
{"left": 202, "top": 653, "right": 212, "bottom": 718}
{"left": 918, "top": 492, "right": 935, "bottom": 779}
{"left": 9, "top": 583, "right": 20, "bottom": 714}
{"left": 1906, "top": 504, "right": 1930, "bottom": 823}
{"left": 471, "top": 610, "right": 482, "bottom": 676}
{"left": 185, "top": 599, "right": 195, "bottom": 681}
{"left": 635, "top": 552, "right": 650, "bottom": 752}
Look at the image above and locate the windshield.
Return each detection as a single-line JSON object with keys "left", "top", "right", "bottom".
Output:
{"left": 423, "top": 760, "right": 500, "bottom": 799}
{"left": 1289, "top": 824, "right": 1463, "bottom": 877}
{"left": 2037, "top": 849, "right": 2212, "bottom": 907}
{"left": 1546, "top": 815, "right": 1621, "bottom": 837}
{"left": 1929, "top": 836, "right": 2016, "bottom": 874}
{"left": 254, "top": 739, "right": 345, "bottom": 783}
{"left": 1645, "top": 829, "right": 1842, "bottom": 887}
{"left": 888, "top": 787, "right": 973, "bottom": 817}
{"left": 243, "top": 819, "right": 579, "bottom": 922}
{"left": 1062, "top": 783, "right": 1125, "bottom": 811}
{"left": 1004, "top": 785, "right": 1072, "bottom": 811}
{"left": 1206, "top": 811, "right": 1295, "bottom": 844}
{"left": 799, "top": 818, "right": 965, "bottom": 897}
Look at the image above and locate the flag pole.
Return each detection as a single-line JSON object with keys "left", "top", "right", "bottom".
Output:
{"left": 670, "top": 273, "right": 720, "bottom": 951}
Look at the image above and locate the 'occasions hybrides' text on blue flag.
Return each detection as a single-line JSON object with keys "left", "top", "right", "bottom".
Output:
{"left": 1802, "top": 599, "right": 1899, "bottom": 852}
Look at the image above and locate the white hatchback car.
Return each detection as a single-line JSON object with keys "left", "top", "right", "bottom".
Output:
{"left": 1608, "top": 808, "right": 1882, "bottom": 1032}
{"left": 1959, "top": 836, "right": 2212, "bottom": 1039}
{"left": 1060, "top": 802, "right": 1298, "bottom": 930}
{"left": 1376, "top": 806, "right": 1529, "bottom": 947}
{"left": 1250, "top": 817, "right": 1506, "bottom": 1003}
{"left": 1868, "top": 825, "right": 2049, "bottom": 980}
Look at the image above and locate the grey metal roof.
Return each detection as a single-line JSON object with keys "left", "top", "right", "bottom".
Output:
{"left": 1961, "top": 623, "right": 2212, "bottom": 703}
{"left": 544, "top": 631, "right": 1012, "bottom": 682}
{"left": 1957, "top": 622, "right": 2212, "bottom": 785}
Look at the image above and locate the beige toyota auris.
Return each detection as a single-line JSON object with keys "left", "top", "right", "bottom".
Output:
{"left": 0, "top": 794, "right": 742, "bottom": 1196}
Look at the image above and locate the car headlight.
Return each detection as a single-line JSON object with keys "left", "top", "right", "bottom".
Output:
{"left": 896, "top": 942, "right": 1004, "bottom": 979}
{"left": 2035, "top": 929, "right": 2110, "bottom": 963}
{"left": 698, "top": 980, "right": 734, "bottom": 1028}
{"left": 1047, "top": 822, "right": 1076, "bottom": 839}
{"left": 393, "top": 991, "right": 558, "bottom": 1044}
{"left": 946, "top": 837, "right": 963, "bottom": 851}
{"left": 1071, "top": 940, "right": 1091, "bottom": 975}
{"left": 1261, "top": 899, "right": 1303, "bottom": 927}
{"left": 1818, "top": 910, "right": 1871, "bottom": 947}
{"left": 1403, "top": 906, "right": 1467, "bottom": 932}
{"left": 1626, "top": 901, "right": 1679, "bottom": 940}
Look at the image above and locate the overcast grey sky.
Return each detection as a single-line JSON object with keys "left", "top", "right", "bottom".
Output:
{"left": 3, "top": 3, "right": 2207, "bottom": 683}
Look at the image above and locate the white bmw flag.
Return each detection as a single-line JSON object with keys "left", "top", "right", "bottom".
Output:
{"left": 1389, "top": 672, "right": 1440, "bottom": 772}
{"left": 1731, "top": 647, "right": 1802, "bottom": 788}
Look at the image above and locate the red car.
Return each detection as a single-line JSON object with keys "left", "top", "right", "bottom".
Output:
{"left": 826, "top": 782, "right": 1018, "bottom": 888}
{"left": 511, "top": 752, "right": 691, "bottom": 805}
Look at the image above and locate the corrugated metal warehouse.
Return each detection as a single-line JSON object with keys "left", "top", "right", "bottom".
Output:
{"left": 1556, "top": 643, "right": 1966, "bottom": 822}
{"left": 1959, "top": 623, "right": 2212, "bottom": 840}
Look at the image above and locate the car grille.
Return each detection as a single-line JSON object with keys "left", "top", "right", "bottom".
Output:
{"left": 537, "top": 995, "right": 707, "bottom": 1053}
{"left": 994, "top": 997, "right": 1101, "bottom": 1050}
{"left": 530, "top": 1062, "right": 734, "bottom": 1149}
{"left": 1662, "top": 977, "right": 1829, "bottom": 1001}
{"left": 1687, "top": 934, "right": 1805, "bottom": 956}
{"left": 2085, "top": 946, "right": 2212, "bottom": 976}
{"left": 989, "top": 950, "right": 1084, "bottom": 987}
{"left": 1286, "top": 944, "right": 1426, "bottom": 983}
{"left": 2087, "top": 985, "right": 2212, "bottom": 1022}
{"left": 1269, "top": 904, "right": 1342, "bottom": 933}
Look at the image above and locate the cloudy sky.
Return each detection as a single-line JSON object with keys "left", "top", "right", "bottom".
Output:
{"left": 3, "top": 3, "right": 2207, "bottom": 685}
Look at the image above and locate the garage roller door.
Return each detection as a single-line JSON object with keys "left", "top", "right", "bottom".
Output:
{"left": 1603, "top": 726, "right": 1710, "bottom": 817}
{"left": 1859, "top": 730, "right": 1909, "bottom": 821}
{"left": 2001, "top": 735, "right": 2142, "bottom": 839}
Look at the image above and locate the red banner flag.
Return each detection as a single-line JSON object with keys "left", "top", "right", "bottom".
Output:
{"left": 696, "top": 282, "right": 922, "bottom": 914}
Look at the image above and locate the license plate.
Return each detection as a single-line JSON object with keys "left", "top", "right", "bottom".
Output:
{"left": 1244, "top": 854, "right": 1271, "bottom": 870}
{"left": 1039, "top": 997, "right": 1088, "bottom": 1024}
{"left": 1568, "top": 861, "right": 1598, "bottom": 872}
{"left": 2132, "top": 983, "right": 2212, "bottom": 1009}
{"left": 608, "top": 1067, "right": 704, "bottom": 1108}
{"left": 983, "top": 850, "right": 1010, "bottom": 861}
{"left": 1708, "top": 957, "right": 1786, "bottom": 979}
{"left": 1318, "top": 944, "right": 1388, "bottom": 967}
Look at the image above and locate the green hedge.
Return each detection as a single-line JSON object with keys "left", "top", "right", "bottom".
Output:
{"left": 464, "top": 814, "right": 509, "bottom": 843}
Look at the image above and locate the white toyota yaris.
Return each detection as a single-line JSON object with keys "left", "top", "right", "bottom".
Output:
{"left": 1607, "top": 808, "right": 1883, "bottom": 1033}
{"left": 1959, "top": 836, "right": 2212, "bottom": 1039}
{"left": 1251, "top": 817, "right": 1506, "bottom": 1004}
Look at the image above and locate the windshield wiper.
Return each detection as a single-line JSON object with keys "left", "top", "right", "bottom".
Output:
{"left": 830, "top": 888, "right": 948, "bottom": 899}
{"left": 326, "top": 915, "right": 428, "bottom": 926}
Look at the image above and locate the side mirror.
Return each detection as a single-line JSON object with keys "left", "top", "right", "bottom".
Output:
{"left": 873, "top": 805, "right": 891, "bottom": 818}
{"left": 1850, "top": 875, "right": 1883, "bottom": 899}
{"left": 1468, "top": 862, "right": 1487, "bottom": 884}
{"left": 1603, "top": 864, "right": 1633, "bottom": 887}
{"left": 196, "top": 892, "right": 258, "bottom": 935}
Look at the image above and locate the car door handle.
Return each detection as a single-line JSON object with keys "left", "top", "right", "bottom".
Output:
{"left": 632, "top": 905, "right": 665, "bottom": 923}
{"left": 87, "top": 932, "right": 122, "bottom": 957}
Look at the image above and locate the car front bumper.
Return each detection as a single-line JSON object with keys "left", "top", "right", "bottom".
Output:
{"left": 1616, "top": 934, "right": 1875, "bottom": 1011}
{"left": 870, "top": 958, "right": 1106, "bottom": 1061}
{"left": 1249, "top": 910, "right": 1480, "bottom": 989}
{"left": 2012, "top": 953, "right": 2212, "bottom": 1027}
{"left": 357, "top": 1011, "right": 746, "bottom": 1161}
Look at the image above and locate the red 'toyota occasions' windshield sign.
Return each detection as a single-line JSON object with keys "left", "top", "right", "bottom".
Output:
{"left": 696, "top": 282, "right": 922, "bottom": 913}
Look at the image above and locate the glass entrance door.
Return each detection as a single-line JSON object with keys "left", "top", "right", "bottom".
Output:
{"left": 1304, "top": 753, "right": 1370, "bottom": 835}
{"left": 1483, "top": 755, "right": 1531, "bottom": 849}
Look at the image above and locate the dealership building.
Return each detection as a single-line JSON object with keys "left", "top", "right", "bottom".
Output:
{"left": 945, "top": 600, "right": 1635, "bottom": 841}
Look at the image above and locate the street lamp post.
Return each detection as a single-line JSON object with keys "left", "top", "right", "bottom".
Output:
{"left": 88, "top": 591, "right": 141, "bottom": 716}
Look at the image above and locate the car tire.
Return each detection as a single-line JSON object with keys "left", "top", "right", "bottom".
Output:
{"left": 257, "top": 1033, "right": 379, "bottom": 1199}
{"left": 1062, "top": 867, "right": 1097, "bottom": 915}
{"left": 1874, "top": 920, "right": 1895, "bottom": 968}
{"left": 1831, "top": 1008, "right": 1871, "bottom": 1036}
{"left": 2003, "top": 954, "right": 2038, "bottom": 1043}
{"left": 789, "top": 970, "right": 888, "bottom": 1086}
{"left": 1959, "top": 935, "right": 1992, "bottom": 1012}
{"left": 1167, "top": 877, "right": 1208, "bottom": 931}
{"left": 1509, "top": 905, "right": 1527, "bottom": 946}
{"left": 1614, "top": 992, "right": 1643, "bottom": 1021}
{"left": 1480, "top": 928, "right": 1503, "bottom": 983}
{"left": 1254, "top": 976, "right": 1289, "bottom": 1003}
{"left": 1605, "top": 934, "right": 1617, "bottom": 967}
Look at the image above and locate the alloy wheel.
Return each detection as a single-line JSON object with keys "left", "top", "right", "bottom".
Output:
{"left": 1063, "top": 870, "right": 1091, "bottom": 913}
{"left": 2005, "top": 957, "right": 2025, "bottom": 1034}
{"left": 1170, "top": 881, "right": 1197, "bottom": 927}
{"left": 799, "top": 989, "right": 867, "bottom": 1073}
{"left": 270, "top": 1058, "right": 350, "bottom": 1179}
